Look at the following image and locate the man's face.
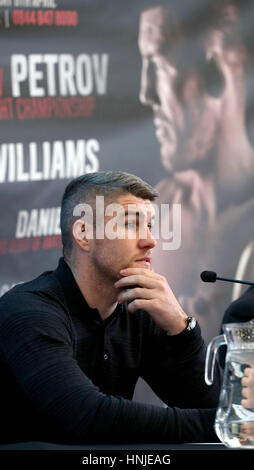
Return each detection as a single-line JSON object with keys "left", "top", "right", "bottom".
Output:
{"left": 88, "top": 193, "right": 156, "bottom": 282}
{"left": 138, "top": 6, "right": 221, "bottom": 173}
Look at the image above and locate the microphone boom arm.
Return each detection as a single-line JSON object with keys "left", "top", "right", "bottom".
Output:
{"left": 200, "top": 270, "right": 254, "bottom": 287}
{"left": 216, "top": 276, "right": 254, "bottom": 286}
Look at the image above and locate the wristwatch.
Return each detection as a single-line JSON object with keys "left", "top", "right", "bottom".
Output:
{"left": 184, "top": 316, "right": 196, "bottom": 331}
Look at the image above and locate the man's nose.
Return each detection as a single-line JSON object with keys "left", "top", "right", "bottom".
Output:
{"left": 138, "top": 227, "right": 157, "bottom": 249}
{"left": 139, "top": 58, "right": 159, "bottom": 107}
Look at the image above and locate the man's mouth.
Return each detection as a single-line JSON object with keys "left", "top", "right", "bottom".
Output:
{"left": 135, "top": 257, "right": 151, "bottom": 266}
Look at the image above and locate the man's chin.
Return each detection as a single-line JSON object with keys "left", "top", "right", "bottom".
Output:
{"left": 158, "top": 141, "right": 178, "bottom": 172}
{"left": 161, "top": 152, "right": 176, "bottom": 173}
{"left": 160, "top": 146, "right": 194, "bottom": 174}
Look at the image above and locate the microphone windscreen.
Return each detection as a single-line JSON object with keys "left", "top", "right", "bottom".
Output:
{"left": 200, "top": 270, "right": 217, "bottom": 283}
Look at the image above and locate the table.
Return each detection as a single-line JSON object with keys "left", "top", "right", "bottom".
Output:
{"left": 0, "top": 441, "right": 253, "bottom": 468}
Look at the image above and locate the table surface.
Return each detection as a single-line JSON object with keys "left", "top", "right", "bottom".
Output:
{"left": 1, "top": 441, "right": 254, "bottom": 468}
{"left": 0, "top": 441, "right": 233, "bottom": 450}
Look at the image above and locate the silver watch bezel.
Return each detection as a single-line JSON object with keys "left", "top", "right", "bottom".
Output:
{"left": 186, "top": 316, "right": 196, "bottom": 331}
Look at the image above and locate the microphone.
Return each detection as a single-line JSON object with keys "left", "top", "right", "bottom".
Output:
{"left": 200, "top": 270, "right": 254, "bottom": 287}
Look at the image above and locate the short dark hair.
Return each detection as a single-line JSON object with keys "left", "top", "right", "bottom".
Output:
{"left": 139, "top": 0, "right": 254, "bottom": 52}
{"left": 60, "top": 171, "right": 158, "bottom": 257}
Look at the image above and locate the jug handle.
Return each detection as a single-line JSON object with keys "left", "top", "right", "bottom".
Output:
{"left": 205, "top": 334, "right": 226, "bottom": 385}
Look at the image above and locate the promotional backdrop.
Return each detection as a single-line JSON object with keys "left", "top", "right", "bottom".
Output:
{"left": 1, "top": 0, "right": 254, "bottom": 404}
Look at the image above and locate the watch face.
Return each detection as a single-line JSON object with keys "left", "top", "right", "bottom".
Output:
{"left": 187, "top": 317, "right": 196, "bottom": 331}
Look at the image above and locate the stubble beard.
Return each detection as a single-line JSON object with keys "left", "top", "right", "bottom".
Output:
{"left": 91, "top": 249, "right": 122, "bottom": 284}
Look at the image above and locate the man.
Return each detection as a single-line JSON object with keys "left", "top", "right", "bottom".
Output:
{"left": 138, "top": 0, "right": 254, "bottom": 341}
{"left": 219, "top": 244, "right": 254, "bottom": 367}
{"left": 232, "top": 240, "right": 254, "bottom": 301}
{"left": 0, "top": 171, "right": 221, "bottom": 444}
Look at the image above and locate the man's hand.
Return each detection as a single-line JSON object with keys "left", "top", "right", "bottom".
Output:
{"left": 239, "top": 421, "right": 254, "bottom": 445}
{"left": 114, "top": 267, "right": 188, "bottom": 335}
{"left": 241, "top": 366, "right": 254, "bottom": 409}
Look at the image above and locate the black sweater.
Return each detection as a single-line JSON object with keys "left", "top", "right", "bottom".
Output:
{"left": 0, "top": 258, "right": 221, "bottom": 444}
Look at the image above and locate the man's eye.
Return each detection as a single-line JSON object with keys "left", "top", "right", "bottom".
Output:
{"left": 129, "top": 222, "right": 137, "bottom": 227}
{"left": 126, "top": 220, "right": 136, "bottom": 227}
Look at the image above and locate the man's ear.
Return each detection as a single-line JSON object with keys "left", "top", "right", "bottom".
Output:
{"left": 72, "top": 219, "right": 92, "bottom": 252}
